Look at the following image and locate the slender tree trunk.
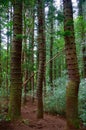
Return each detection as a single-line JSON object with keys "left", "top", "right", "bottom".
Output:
{"left": 78, "top": 0, "right": 86, "bottom": 78}
{"left": 23, "top": 40, "right": 28, "bottom": 105}
{"left": 8, "top": 0, "right": 22, "bottom": 120}
{"left": 23, "top": 4, "right": 28, "bottom": 104}
{"left": 63, "top": 0, "right": 80, "bottom": 129}
{"left": 58, "top": 57, "right": 61, "bottom": 77}
{"left": 6, "top": 6, "right": 10, "bottom": 96}
{"left": 9, "top": 3, "right": 13, "bottom": 52}
{"left": 23, "top": 70, "right": 28, "bottom": 104}
{"left": 49, "top": 15, "right": 54, "bottom": 90}
{"left": 48, "top": 0, "right": 55, "bottom": 90}
{"left": 31, "top": 11, "right": 35, "bottom": 102}
{"left": 49, "top": 28, "right": 53, "bottom": 89}
{"left": 81, "top": 5, "right": 86, "bottom": 78}
{"left": 0, "top": 17, "right": 2, "bottom": 88}
{"left": 53, "top": 59, "right": 57, "bottom": 80}
{"left": 37, "top": 0, "right": 46, "bottom": 119}
{"left": 82, "top": 46, "right": 86, "bottom": 78}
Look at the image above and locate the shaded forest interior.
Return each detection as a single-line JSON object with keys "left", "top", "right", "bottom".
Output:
{"left": 0, "top": 0, "right": 86, "bottom": 130}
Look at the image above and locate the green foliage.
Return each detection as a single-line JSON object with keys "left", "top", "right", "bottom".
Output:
{"left": 44, "top": 77, "right": 86, "bottom": 125}
{"left": 78, "top": 79, "right": 86, "bottom": 125}
{"left": 75, "top": 16, "right": 86, "bottom": 40}
{"left": 0, "top": 0, "right": 9, "bottom": 5}
{"left": 23, "top": 0, "right": 35, "bottom": 8}
{"left": 16, "top": 34, "right": 23, "bottom": 39}
{"left": 0, "top": 87, "right": 8, "bottom": 97}
{"left": 63, "top": 30, "right": 72, "bottom": 36}
{"left": 57, "top": 10, "right": 64, "bottom": 23}
{"left": 74, "top": 16, "right": 86, "bottom": 77}
{"left": 44, "top": 76, "right": 67, "bottom": 115}
{"left": 0, "top": 97, "right": 8, "bottom": 121}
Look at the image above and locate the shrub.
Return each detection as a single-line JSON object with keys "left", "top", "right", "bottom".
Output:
{"left": 44, "top": 77, "right": 86, "bottom": 125}
{"left": 44, "top": 76, "right": 67, "bottom": 115}
{"left": 78, "top": 78, "right": 86, "bottom": 125}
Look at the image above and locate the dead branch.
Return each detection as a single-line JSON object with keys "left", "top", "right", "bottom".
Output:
{"left": 22, "top": 48, "right": 65, "bottom": 86}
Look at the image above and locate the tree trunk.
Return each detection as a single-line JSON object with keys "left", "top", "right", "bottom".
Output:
{"left": 8, "top": 0, "right": 22, "bottom": 120}
{"left": 30, "top": 10, "right": 35, "bottom": 102}
{"left": 49, "top": 1, "right": 54, "bottom": 90}
{"left": 63, "top": 0, "right": 80, "bottom": 129}
{"left": 49, "top": 27, "right": 53, "bottom": 88}
{"left": 53, "top": 59, "right": 57, "bottom": 84}
{"left": 6, "top": 6, "right": 10, "bottom": 97}
{"left": 81, "top": 1, "right": 86, "bottom": 78}
{"left": 22, "top": 4, "right": 28, "bottom": 104}
{"left": 78, "top": 0, "right": 86, "bottom": 78}
{"left": 37, "top": 0, "right": 46, "bottom": 119}
{"left": 82, "top": 46, "right": 86, "bottom": 78}
{"left": 58, "top": 57, "right": 61, "bottom": 77}
{"left": 0, "top": 16, "right": 2, "bottom": 88}
{"left": 23, "top": 70, "right": 28, "bottom": 104}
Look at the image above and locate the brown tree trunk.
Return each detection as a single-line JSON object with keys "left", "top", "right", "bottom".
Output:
{"left": 49, "top": 2, "right": 54, "bottom": 90}
{"left": 49, "top": 26, "right": 53, "bottom": 89}
{"left": 63, "top": 0, "right": 80, "bottom": 129}
{"left": 53, "top": 59, "right": 57, "bottom": 88}
{"left": 0, "top": 16, "right": 2, "bottom": 88}
{"left": 23, "top": 70, "right": 28, "bottom": 104}
{"left": 37, "top": 0, "right": 46, "bottom": 119}
{"left": 6, "top": 6, "right": 10, "bottom": 97}
{"left": 58, "top": 57, "right": 61, "bottom": 77}
{"left": 29, "top": 9, "right": 35, "bottom": 102}
{"left": 22, "top": 4, "right": 28, "bottom": 104}
{"left": 8, "top": 0, "right": 22, "bottom": 120}
{"left": 78, "top": 0, "right": 86, "bottom": 78}
{"left": 81, "top": 5, "right": 86, "bottom": 78}
{"left": 82, "top": 46, "right": 86, "bottom": 78}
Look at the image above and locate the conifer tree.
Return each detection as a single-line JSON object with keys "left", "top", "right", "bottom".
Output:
{"left": 8, "top": 0, "right": 22, "bottom": 120}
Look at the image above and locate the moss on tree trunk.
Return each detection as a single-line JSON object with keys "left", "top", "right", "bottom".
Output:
{"left": 8, "top": 0, "right": 22, "bottom": 120}
{"left": 66, "top": 80, "right": 80, "bottom": 130}
{"left": 63, "top": 0, "right": 80, "bottom": 129}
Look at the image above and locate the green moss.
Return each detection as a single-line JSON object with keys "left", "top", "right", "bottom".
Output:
{"left": 66, "top": 80, "right": 80, "bottom": 129}
{"left": 8, "top": 84, "right": 22, "bottom": 120}
{"left": 68, "top": 118, "right": 80, "bottom": 129}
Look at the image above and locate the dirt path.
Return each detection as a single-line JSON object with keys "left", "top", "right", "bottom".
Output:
{"left": 0, "top": 98, "right": 86, "bottom": 130}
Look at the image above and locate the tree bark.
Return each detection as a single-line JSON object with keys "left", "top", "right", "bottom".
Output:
{"left": 8, "top": 0, "right": 22, "bottom": 120}
{"left": 37, "top": 0, "right": 46, "bottom": 119}
{"left": 63, "top": 0, "right": 80, "bottom": 129}
{"left": 31, "top": 11, "right": 35, "bottom": 102}
{"left": 0, "top": 16, "right": 2, "bottom": 88}
{"left": 78, "top": 0, "right": 86, "bottom": 78}
{"left": 49, "top": 0, "right": 54, "bottom": 90}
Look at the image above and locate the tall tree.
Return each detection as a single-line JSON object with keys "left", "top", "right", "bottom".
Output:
{"left": 30, "top": 11, "right": 35, "bottom": 102}
{"left": 0, "top": 15, "right": 2, "bottom": 88}
{"left": 63, "top": 0, "right": 80, "bottom": 129}
{"left": 77, "top": 0, "right": 86, "bottom": 78}
{"left": 48, "top": 0, "right": 55, "bottom": 89}
{"left": 37, "top": 0, "right": 46, "bottom": 119}
{"left": 81, "top": 0, "right": 86, "bottom": 78}
{"left": 8, "top": 0, "right": 22, "bottom": 120}
{"left": 22, "top": 2, "right": 28, "bottom": 104}
{"left": 6, "top": 4, "right": 10, "bottom": 95}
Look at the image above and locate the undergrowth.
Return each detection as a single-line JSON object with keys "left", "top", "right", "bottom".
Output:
{"left": 78, "top": 79, "right": 86, "bottom": 126}
{"left": 44, "top": 77, "right": 86, "bottom": 125}
{"left": 44, "top": 76, "right": 67, "bottom": 115}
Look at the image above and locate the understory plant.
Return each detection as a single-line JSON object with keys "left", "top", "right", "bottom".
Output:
{"left": 44, "top": 77, "right": 86, "bottom": 125}
{"left": 78, "top": 78, "right": 86, "bottom": 126}
{"left": 44, "top": 76, "right": 67, "bottom": 115}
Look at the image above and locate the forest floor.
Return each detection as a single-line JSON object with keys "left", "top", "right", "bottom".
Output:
{"left": 0, "top": 97, "right": 86, "bottom": 130}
